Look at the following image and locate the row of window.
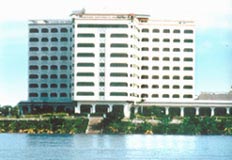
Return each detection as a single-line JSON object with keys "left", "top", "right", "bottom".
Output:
{"left": 141, "top": 84, "right": 193, "bottom": 89}
{"left": 29, "top": 65, "right": 70, "bottom": 70}
{"left": 29, "top": 92, "right": 69, "bottom": 97}
{"left": 29, "top": 47, "right": 70, "bottom": 51}
{"left": 76, "top": 92, "right": 128, "bottom": 96}
{"left": 141, "top": 94, "right": 193, "bottom": 98}
{"left": 29, "top": 74, "right": 69, "bottom": 79}
{"left": 141, "top": 29, "right": 193, "bottom": 34}
{"left": 141, "top": 47, "right": 193, "bottom": 52}
{"left": 141, "top": 56, "right": 193, "bottom": 62}
{"left": 29, "top": 28, "right": 69, "bottom": 33}
{"left": 29, "top": 83, "right": 69, "bottom": 88}
{"left": 141, "top": 66, "right": 193, "bottom": 71}
{"left": 29, "top": 37, "right": 70, "bottom": 42}
{"left": 77, "top": 33, "right": 128, "bottom": 38}
{"left": 77, "top": 43, "right": 128, "bottom": 48}
{"left": 29, "top": 56, "right": 69, "bottom": 61}
{"left": 141, "top": 38, "right": 193, "bottom": 43}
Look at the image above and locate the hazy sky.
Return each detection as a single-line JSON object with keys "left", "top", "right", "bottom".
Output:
{"left": 0, "top": 0, "right": 232, "bottom": 106}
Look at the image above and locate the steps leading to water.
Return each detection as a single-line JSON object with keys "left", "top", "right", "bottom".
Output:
{"left": 85, "top": 117, "right": 103, "bottom": 134}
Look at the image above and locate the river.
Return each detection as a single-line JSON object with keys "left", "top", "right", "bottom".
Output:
{"left": 0, "top": 134, "right": 232, "bottom": 160}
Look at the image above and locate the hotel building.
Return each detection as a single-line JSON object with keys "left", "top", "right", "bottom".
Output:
{"left": 19, "top": 11, "right": 232, "bottom": 117}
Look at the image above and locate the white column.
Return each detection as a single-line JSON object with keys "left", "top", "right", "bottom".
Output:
{"left": 91, "top": 104, "right": 96, "bottom": 114}
{"left": 211, "top": 107, "right": 215, "bottom": 116}
{"left": 165, "top": 107, "right": 169, "bottom": 115}
{"left": 180, "top": 107, "right": 184, "bottom": 117}
{"left": 123, "top": 104, "right": 131, "bottom": 118}
{"left": 134, "top": 107, "right": 139, "bottom": 114}
{"left": 196, "top": 107, "right": 199, "bottom": 116}
{"left": 75, "top": 104, "right": 81, "bottom": 114}
{"left": 226, "top": 108, "right": 230, "bottom": 115}
{"left": 108, "top": 104, "right": 113, "bottom": 113}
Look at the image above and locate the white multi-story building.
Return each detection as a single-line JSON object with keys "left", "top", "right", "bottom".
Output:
{"left": 19, "top": 11, "right": 199, "bottom": 117}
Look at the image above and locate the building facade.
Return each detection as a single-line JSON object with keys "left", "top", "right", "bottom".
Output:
{"left": 19, "top": 11, "right": 206, "bottom": 117}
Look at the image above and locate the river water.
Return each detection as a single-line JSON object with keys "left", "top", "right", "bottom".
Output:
{"left": 0, "top": 134, "right": 232, "bottom": 160}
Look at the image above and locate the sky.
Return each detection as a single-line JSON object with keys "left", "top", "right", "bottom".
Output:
{"left": 0, "top": 0, "right": 232, "bottom": 106}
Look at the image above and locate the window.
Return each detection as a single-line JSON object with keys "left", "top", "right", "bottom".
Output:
{"left": 60, "top": 28, "right": 68, "bottom": 33}
{"left": 141, "top": 94, "right": 148, "bottom": 98}
{"left": 29, "top": 65, "right": 38, "bottom": 70}
{"left": 163, "top": 57, "right": 170, "bottom": 61}
{"left": 29, "top": 93, "right": 38, "bottom": 97}
{"left": 29, "top": 74, "right": 38, "bottom": 79}
{"left": 183, "top": 85, "right": 193, "bottom": 89}
{"left": 77, "top": 63, "right": 95, "bottom": 67}
{"left": 173, "top": 76, "right": 180, "bottom": 80}
{"left": 60, "top": 47, "right": 67, "bottom": 51}
{"left": 152, "top": 38, "right": 159, "bottom": 42}
{"left": 110, "top": 82, "right": 128, "bottom": 87}
{"left": 183, "top": 76, "right": 193, "bottom": 80}
{"left": 100, "top": 53, "right": 105, "bottom": 57}
{"left": 173, "top": 48, "right": 180, "bottom": 52}
{"left": 51, "top": 38, "right": 58, "bottom": 42}
{"left": 41, "top": 47, "right": 48, "bottom": 51}
{"left": 50, "top": 93, "right": 57, "bottom": 97}
{"left": 173, "top": 29, "right": 180, "bottom": 33}
{"left": 60, "top": 93, "right": 67, "bottom": 97}
{"left": 50, "top": 84, "right": 58, "bottom": 88}
{"left": 77, "top": 92, "right": 94, "bottom": 96}
{"left": 41, "top": 74, "right": 48, "bottom": 79}
{"left": 183, "top": 94, "right": 193, "bottom": 98}
{"left": 51, "top": 28, "right": 58, "bottom": 33}
{"left": 110, "top": 73, "right": 128, "bottom": 77}
{"left": 77, "top": 33, "right": 95, "bottom": 37}
{"left": 41, "top": 65, "right": 48, "bottom": 70}
{"left": 163, "top": 48, "right": 170, "bottom": 52}
{"left": 184, "top": 67, "right": 193, "bottom": 71}
{"left": 152, "top": 48, "right": 159, "bottom": 51}
{"left": 152, "top": 94, "right": 159, "bottom": 98}
{"left": 60, "top": 65, "right": 68, "bottom": 70}
{"left": 141, "top": 84, "right": 148, "bottom": 88}
{"left": 30, "top": 28, "right": 39, "bottom": 33}
{"left": 141, "top": 56, "right": 149, "bottom": 60}
{"left": 100, "top": 63, "right": 105, "bottom": 67}
{"left": 173, "top": 85, "right": 180, "bottom": 89}
{"left": 141, "top": 47, "right": 149, "bottom": 51}
{"left": 173, "top": 94, "right": 180, "bottom": 98}
{"left": 184, "top": 29, "right": 193, "bottom": 34}
{"left": 184, "top": 57, "right": 193, "bottom": 62}
{"left": 41, "top": 38, "right": 48, "bottom": 42}
{"left": 51, "top": 56, "right": 58, "bottom": 60}
{"left": 100, "top": 34, "right": 105, "bottom": 38}
{"left": 51, "top": 65, "right": 58, "bottom": 70}
{"left": 41, "top": 56, "right": 48, "bottom": 60}
{"left": 110, "top": 53, "right": 128, "bottom": 58}
{"left": 77, "top": 43, "right": 95, "bottom": 47}
{"left": 50, "top": 46, "right": 58, "bottom": 51}
{"left": 60, "top": 37, "right": 68, "bottom": 42}
{"left": 77, "top": 82, "right": 94, "bottom": 86}
{"left": 77, "top": 24, "right": 128, "bottom": 28}
{"left": 142, "top": 28, "right": 149, "bottom": 32}
{"left": 60, "top": 84, "right": 67, "bottom": 88}
{"left": 152, "top": 75, "right": 159, "bottom": 79}
{"left": 163, "top": 29, "right": 170, "bottom": 33}
{"left": 141, "top": 66, "right": 149, "bottom": 70}
{"left": 29, "top": 56, "right": 38, "bottom": 61}
{"left": 111, "top": 43, "right": 128, "bottom": 48}
{"left": 162, "top": 94, "right": 169, "bottom": 98}
{"left": 60, "top": 74, "right": 68, "bottom": 79}
{"left": 99, "top": 92, "right": 105, "bottom": 96}
{"left": 111, "top": 34, "right": 128, "bottom": 38}
{"left": 77, "top": 53, "right": 94, "bottom": 57}
{"left": 41, "top": 84, "right": 48, "bottom": 88}
{"left": 152, "top": 57, "right": 159, "bottom": 61}
{"left": 110, "top": 63, "right": 128, "bottom": 67}
{"left": 50, "top": 74, "right": 57, "bottom": 79}
{"left": 29, "top": 47, "right": 39, "bottom": 51}
{"left": 163, "top": 66, "right": 170, "bottom": 70}
{"left": 163, "top": 85, "right": 169, "bottom": 89}
{"left": 60, "top": 56, "right": 68, "bottom": 60}
{"left": 173, "top": 57, "right": 180, "bottom": 61}
{"left": 184, "top": 39, "right": 194, "bottom": 43}
{"left": 163, "top": 75, "right": 169, "bottom": 79}
{"left": 163, "top": 38, "right": 170, "bottom": 42}
{"left": 152, "top": 29, "right": 159, "bottom": 33}
{"left": 99, "top": 82, "right": 105, "bottom": 86}
{"left": 141, "top": 38, "right": 149, "bottom": 42}
{"left": 99, "top": 72, "right": 105, "bottom": 76}
{"left": 152, "top": 66, "right": 159, "bottom": 70}
{"left": 77, "top": 72, "right": 94, "bottom": 76}
{"left": 110, "top": 92, "right": 128, "bottom": 96}
{"left": 41, "top": 28, "right": 48, "bottom": 33}
{"left": 29, "top": 38, "right": 39, "bottom": 42}
{"left": 173, "top": 39, "right": 180, "bottom": 43}
{"left": 141, "top": 75, "right": 148, "bottom": 79}
{"left": 29, "top": 84, "right": 38, "bottom": 88}
{"left": 184, "top": 48, "right": 193, "bottom": 52}
{"left": 41, "top": 93, "right": 48, "bottom": 97}
{"left": 100, "top": 43, "right": 105, "bottom": 47}
{"left": 173, "top": 67, "right": 180, "bottom": 71}
{"left": 152, "top": 85, "right": 159, "bottom": 88}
